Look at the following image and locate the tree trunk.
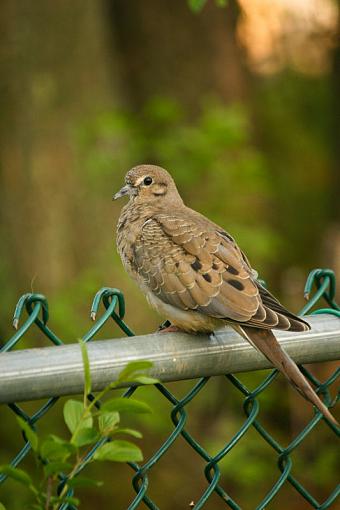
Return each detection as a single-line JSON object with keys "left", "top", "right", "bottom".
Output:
{"left": 0, "top": 0, "right": 118, "bottom": 322}
{"left": 108, "top": 0, "right": 247, "bottom": 111}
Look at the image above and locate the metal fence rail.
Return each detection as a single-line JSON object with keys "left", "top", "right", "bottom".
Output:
{"left": 0, "top": 268, "right": 339, "bottom": 509}
{"left": 0, "top": 314, "right": 339, "bottom": 404}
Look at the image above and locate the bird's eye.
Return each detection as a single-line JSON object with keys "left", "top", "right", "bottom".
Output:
{"left": 143, "top": 177, "right": 153, "bottom": 186}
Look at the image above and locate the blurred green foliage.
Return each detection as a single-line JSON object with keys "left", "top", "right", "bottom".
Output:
{"left": 76, "top": 96, "right": 278, "bottom": 267}
{"left": 188, "top": 0, "right": 228, "bottom": 13}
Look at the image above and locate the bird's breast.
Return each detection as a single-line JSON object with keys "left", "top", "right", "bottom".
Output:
{"left": 116, "top": 204, "right": 149, "bottom": 277}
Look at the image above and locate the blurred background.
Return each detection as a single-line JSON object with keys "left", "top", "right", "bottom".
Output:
{"left": 0, "top": 0, "right": 339, "bottom": 508}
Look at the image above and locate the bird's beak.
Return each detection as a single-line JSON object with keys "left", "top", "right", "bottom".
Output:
{"left": 113, "top": 184, "right": 131, "bottom": 200}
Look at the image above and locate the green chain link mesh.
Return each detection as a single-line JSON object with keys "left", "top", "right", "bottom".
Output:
{"left": 0, "top": 268, "right": 339, "bottom": 509}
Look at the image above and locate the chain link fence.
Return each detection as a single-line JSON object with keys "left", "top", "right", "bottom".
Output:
{"left": 0, "top": 268, "right": 339, "bottom": 509}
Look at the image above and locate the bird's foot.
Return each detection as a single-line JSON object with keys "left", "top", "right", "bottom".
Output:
{"left": 159, "top": 325, "right": 181, "bottom": 333}
{"left": 157, "top": 320, "right": 180, "bottom": 333}
{"left": 209, "top": 331, "right": 218, "bottom": 342}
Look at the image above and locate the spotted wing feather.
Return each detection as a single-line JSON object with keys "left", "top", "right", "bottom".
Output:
{"left": 133, "top": 215, "right": 255, "bottom": 322}
{"left": 133, "top": 213, "right": 309, "bottom": 332}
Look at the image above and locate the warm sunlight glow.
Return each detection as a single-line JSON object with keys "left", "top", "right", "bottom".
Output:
{"left": 238, "top": 0, "right": 339, "bottom": 74}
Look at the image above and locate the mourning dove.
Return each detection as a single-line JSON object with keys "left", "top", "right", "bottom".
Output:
{"left": 114, "top": 164, "right": 337, "bottom": 425}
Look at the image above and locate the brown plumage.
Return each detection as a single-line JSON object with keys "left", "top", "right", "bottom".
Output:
{"left": 114, "top": 164, "right": 337, "bottom": 425}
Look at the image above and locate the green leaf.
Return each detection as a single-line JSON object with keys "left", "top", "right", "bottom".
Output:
{"left": 50, "top": 496, "right": 80, "bottom": 506}
{"left": 62, "top": 496, "right": 80, "bottom": 506}
{"left": 67, "top": 477, "right": 103, "bottom": 489}
{"left": 63, "top": 400, "right": 92, "bottom": 434}
{"left": 101, "top": 398, "right": 152, "bottom": 415}
{"left": 0, "top": 503, "right": 6, "bottom": 510}
{"left": 79, "top": 338, "right": 91, "bottom": 397}
{"left": 118, "top": 360, "right": 153, "bottom": 382}
{"left": 215, "top": 0, "right": 228, "bottom": 6}
{"left": 94, "top": 440, "right": 143, "bottom": 463}
{"left": 114, "top": 428, "right": 142, "bottom": 439}
{"left": 16, "top": 417, "right": 38, "bottom": 452}
{"left": 132, "top": 375, "right": 159, "bottom": 385}
{"left": 43, "top": 462, "right": 72, "bottom": 477}
{"left": 188, "top": 0, "right": 207, "bottom": 12}
{"left": 0, "top": 465, "right": 32, "bottom": 486}
{"left": 49, "top": 497, "right": 62, "bottom": 505}
{"left": 40, "top": 435, "right": 75, "bottom": 461}
{"left": 72, "top": 427, "right": 99, "bottom": 447}
{"left": 98, "top": 412, "right": 120, "bottom": 433}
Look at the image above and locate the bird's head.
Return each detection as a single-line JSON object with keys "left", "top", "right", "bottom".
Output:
{"left": 113, "top": 164, "right": 183, "bottom": 205}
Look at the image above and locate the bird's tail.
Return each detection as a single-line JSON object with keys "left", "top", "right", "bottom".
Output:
{"left": 235, "top": 325, "right": 338, "bottom": 426}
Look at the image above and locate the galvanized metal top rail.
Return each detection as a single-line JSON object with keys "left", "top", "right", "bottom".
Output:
{"left": 0, "top": 314, "right": 339, "bottom": 403}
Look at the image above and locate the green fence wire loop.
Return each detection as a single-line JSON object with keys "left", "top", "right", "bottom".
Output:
{"left": 91, "top": 287, "right": 126, "bottom": 321}
{"left": 90, "top": 287, "right": 134, "bottom": 337}
{"left": 0, "top": 268, "right": 339, "bottom": 509}
{"left": 301, "top": 268, "right": 340, "bottom": 317}
{"left": 12, "top": 293, "right": 49, "bottom": 330}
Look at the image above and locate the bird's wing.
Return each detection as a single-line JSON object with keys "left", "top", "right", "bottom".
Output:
{"left": 253, "top": 283, "right": 310, "bottom": 331}
{"left": 134, "top": 213, "right": 309, "bottom": 331}
{"left": 131, "top": 214, "right": 270, "bottom": 326}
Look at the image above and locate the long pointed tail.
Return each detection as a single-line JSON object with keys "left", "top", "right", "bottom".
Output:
{"left": 236, "top": 325, "right": 338, "bottom": 426}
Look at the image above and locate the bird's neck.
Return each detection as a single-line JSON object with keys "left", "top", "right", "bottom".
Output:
{"left": 116, "top": 201, "right": 153, "bottom": 247}
{"left": 116, "top": 195, "right": 188, "bottom": 242}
